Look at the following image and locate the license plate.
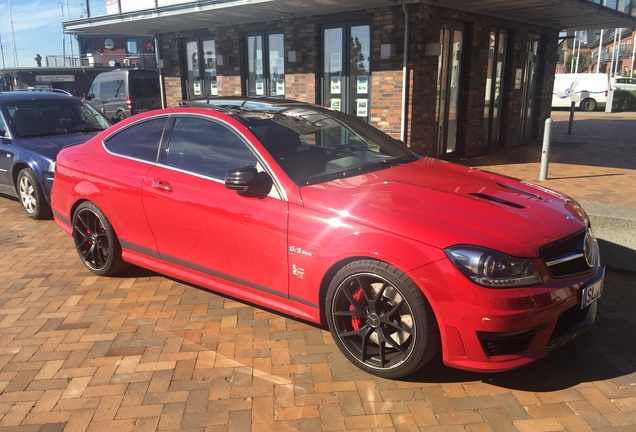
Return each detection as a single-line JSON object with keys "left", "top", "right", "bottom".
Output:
{"left": 581, "top": 267, "right": 605, "bottom": 309}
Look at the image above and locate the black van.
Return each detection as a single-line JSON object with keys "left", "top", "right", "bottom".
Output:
{"left": 86, "top": 69, "right": 161, "bottom": 121}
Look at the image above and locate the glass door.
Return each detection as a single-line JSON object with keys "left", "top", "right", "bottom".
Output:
{"left": 521, "top": 35, "right": 541, "bottom": 140}
{"left": 436, "top": 22, "right": 464, "bottom": 158}
{"left": 184, "top": 37, "right": 217, "bottom": 99}
{"left": 322, "top": 22, "right": 371, "bottom": 121}
{"left": 245, "top": 31, "right": 285, "bottom": 97}
{"left": 484, "top": 29, "right": 507, "bottom": 149}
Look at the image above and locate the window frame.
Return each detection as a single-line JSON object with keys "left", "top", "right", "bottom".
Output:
{"left": 244, "top": 29, "right": 285, "bottom": 98}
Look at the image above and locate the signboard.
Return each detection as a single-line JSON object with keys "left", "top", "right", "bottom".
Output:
{"left": 35, "top": 75, "right": 75, "bottom": 83}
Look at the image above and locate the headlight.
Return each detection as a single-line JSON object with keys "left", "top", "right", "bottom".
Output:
{"left": 445, "top": 246, "right": 542, "bottom": 288}
{"left": 48, "top": 161, "right": 56, "bottom": 173}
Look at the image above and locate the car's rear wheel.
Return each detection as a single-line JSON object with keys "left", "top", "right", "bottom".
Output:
{"left": 17, "top": 168, "right": 52, "bottom": 220}
{"left": 72, "top": 202, "right": 127, "bottom": 276}
{"left": 326, "top": 260, "right": 440, "bottom": 378}
{"left": 580, "top": 98, "right": 597, "bottom": 112}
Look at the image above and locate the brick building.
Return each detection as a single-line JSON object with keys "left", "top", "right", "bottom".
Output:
{"left": 63, "top": 0, "right": 636, "bottom": 159}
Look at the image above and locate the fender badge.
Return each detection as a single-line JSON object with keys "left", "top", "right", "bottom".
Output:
{"left": 289, "top": 246, "right": 314, "bottom": 257}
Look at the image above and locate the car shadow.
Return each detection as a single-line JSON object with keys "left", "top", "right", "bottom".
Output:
{"left": 105, "top": 262, "right": 635, "bottom": 392}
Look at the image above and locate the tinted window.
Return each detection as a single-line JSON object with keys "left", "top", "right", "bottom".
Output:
{"left": 166, "top": 117, "right": 257, "bottom": 179}
{"left": 130, "top": 75, "right": 159, "bottom": 97}
{"left": 6, "top": 100, "right": 110, "bottom": 138}
{"left": 101, "top": 80, "right": 125, "bottom": 98}
{"left": 104, "top": 117, "right": 166, "bottom": 161}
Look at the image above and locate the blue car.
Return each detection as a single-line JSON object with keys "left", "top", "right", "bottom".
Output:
{"left": 0, "top": 90, "right": 111, "bottom": 219}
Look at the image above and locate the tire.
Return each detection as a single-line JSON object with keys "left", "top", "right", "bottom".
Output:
{"left": 580, "top": 98, "right": 597, "bottom": 112}
{"left": 17, "top": 168, "right": 52, "bottom": 220}
{"left": 116, "top": 111, "right": 126, "bottom": 121}
{"left": 326, "top": 260, "right": 440, "bottom": 378}
{"left": 72, "top": 202, "right": 127, "bottom": 276}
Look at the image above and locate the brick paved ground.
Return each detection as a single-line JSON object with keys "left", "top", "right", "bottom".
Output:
{"left": 1, "top": 123, "right": 636, "bottom": 430}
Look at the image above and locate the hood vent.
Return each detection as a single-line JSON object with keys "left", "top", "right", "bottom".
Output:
{"left": 469, "top": 193, "right": 526, "bottom": 209}
{"left": 497, "top": 183, "right": 544, "bottom": 200}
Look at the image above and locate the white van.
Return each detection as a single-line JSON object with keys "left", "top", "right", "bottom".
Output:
{"left": 552, "top": 73, "right": 609, "bottom": 111}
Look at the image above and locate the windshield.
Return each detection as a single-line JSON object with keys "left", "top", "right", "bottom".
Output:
{"left": 7, "top": 99, "right": 111, "bottom": 138}
{"left": 240, "top": 106, "right": 420, "bottom": 185}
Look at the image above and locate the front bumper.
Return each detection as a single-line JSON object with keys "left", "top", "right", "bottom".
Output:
{"left": 409, "top": 259, "right": 604, "bottom": 372}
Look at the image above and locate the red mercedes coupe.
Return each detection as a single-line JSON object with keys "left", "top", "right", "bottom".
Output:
{"left": 51, "top": 98, "right": 604, "bottom": 378}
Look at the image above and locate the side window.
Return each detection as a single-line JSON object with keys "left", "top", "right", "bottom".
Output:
{"left": 88, "top": 84, "right": 98, "bottom": 99}
{"left": 104, "top": 117, "right": 166, "bottom": 162}
{"left": 0, "top": 115, "right": 7, "bottom": 137}
{"left": 166, "top": 117, "right": 257, "bottom": 179}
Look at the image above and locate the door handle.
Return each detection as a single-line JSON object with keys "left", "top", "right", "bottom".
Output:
{"left": 152, "top": 178, "right": 173, "bottom": 192}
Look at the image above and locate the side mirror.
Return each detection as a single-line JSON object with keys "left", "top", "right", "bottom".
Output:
{"left": 85, "top": 94, "right": 93, "bottom": 101}
{"left": 225, "top": 166, "right": 258, "bottom": 193}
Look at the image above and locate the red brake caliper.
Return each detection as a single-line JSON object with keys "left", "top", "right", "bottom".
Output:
{"left": 350, "top": 287, "right": 365, "bottom": 331}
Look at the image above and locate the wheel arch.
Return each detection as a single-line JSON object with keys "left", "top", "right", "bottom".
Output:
{"left": 316, "top": 254, "right": 442, "bottom": 328}
{"left": 11, "top": 160, "right": 42, "bottom": 192}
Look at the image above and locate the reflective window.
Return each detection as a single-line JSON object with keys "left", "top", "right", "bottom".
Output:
{"left": 104, "top": 117, "right": 167, "bottom": 161}
{"left": 245, "top": 30, "right": 285, "bottom": 97}
{"left": 321, "top": 22, "right": 371, "bottom": 121}
{"left": 166, "top": 117, "right": 257, "bottom": 179}
{"left": 183, "top": 37, "right": 217, "bottom": 99}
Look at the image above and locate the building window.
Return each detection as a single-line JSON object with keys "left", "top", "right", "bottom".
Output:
{"left": 126, "top": 38, "right": 139, "bottom": 55}
{"left": 183, "top": 37, "right": 217, "bottom": 99}
{"left": 321, "top": 22, "right": 371, "bottom": 122}
{"left": 245, "top": 30, "right": 285, "bottom": 97}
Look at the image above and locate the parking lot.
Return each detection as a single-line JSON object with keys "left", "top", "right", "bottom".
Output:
{"left": 0, "top": 188, "right": 635, "bottom": 431}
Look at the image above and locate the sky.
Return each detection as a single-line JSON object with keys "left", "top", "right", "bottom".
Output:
{"left": 0, "top": 1, "right": 85, "bottom": 69}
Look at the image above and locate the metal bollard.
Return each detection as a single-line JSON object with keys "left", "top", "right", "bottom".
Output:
{"left": 540, "top": 118, "right": 552, "bottom": 181}
{"left": 568, "top": 101, "right": 575, "bottom": 135}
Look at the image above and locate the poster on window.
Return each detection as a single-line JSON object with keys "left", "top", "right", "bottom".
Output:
{"left": 329, "top": 53, "right": 341, "bottom": 73}
{"left": 255, "top": 79, "right": 264, "bottom": 96}
{"left": 357, "top": 76, "right": 368, "bottom": 94}
{"left": 193, "top": 81, "right": 201, "bottom": 96}
{"left": 276, "top": 79, "right": 285, "bottom": 95}
{"left": 330, "top": 77, "right": 341, "bottom": 94}
{"left": 357, "top": 99, "right": 368, "bottom": 117}
{"left": 330, "top": 98, "right": 341, "bottom": 111}
{"left": 210, "top": 81, "right": 218, "bottom": 96}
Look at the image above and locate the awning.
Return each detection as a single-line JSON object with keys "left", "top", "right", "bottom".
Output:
{"left": 436, "top": 0, "right": 636, "bottom": 31}
{"left": 63, "top": 0, "right": 636, "bottom": 36}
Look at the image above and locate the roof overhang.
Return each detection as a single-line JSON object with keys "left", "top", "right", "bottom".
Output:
{"left": 63, "top": 0, "right": 636, "bottom": 36}
{"left": 434, "top": 0, "right": 636, "bottom": 31}
{"left": 63, "top": 0, "right": 402, "bottom": 36}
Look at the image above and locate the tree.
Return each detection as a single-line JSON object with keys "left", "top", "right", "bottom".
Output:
{"left": 565, "top": 51, "right": 591, "bottom": 73}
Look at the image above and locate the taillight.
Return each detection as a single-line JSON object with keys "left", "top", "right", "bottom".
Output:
{"left": 126, "top": 96, "right": 132, "bottom": 111}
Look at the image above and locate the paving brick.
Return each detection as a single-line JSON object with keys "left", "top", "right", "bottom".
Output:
{"left": 1, "top": 161, "right": 636, "bottom": 432}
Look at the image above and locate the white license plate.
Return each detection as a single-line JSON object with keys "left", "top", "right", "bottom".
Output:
{"left": 581, "top": 269, "right": 605, "bottom": 309}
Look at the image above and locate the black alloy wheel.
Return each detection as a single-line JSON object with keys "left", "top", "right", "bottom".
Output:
{"left": 72, "top": 201, "right": 127, "bottom": 276}
{"left": 326, "top": 260, "right": 440, "bottom": 378}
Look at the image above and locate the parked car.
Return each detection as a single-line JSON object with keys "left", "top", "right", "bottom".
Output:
{"left": 51, "top": 98, "right": 604, "bottom": 378}
{"left": 552, "top": 73, "right": 609, "bottom": 111}
{"left": 85, "top": 69, "right": 161, "bottom": 121}
{"left": 0, "top": 89, "right": 111, "bottom": 219}
{"left": 610, "top": 76, "right": 636, "bottom": 91}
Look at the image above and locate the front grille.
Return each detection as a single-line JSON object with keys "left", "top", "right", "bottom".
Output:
{"left": 540, "top": 229, "right": 595, "bottom": 278}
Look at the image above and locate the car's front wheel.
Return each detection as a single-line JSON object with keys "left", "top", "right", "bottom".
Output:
{"left": 17, "top": 168, "right": 52, "bottom": 220}
{"left": 72, "top": 202, "right": 127, "bottom": 276}
{"left": 326, "top": 260, "right": 440, "bottom": 378}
